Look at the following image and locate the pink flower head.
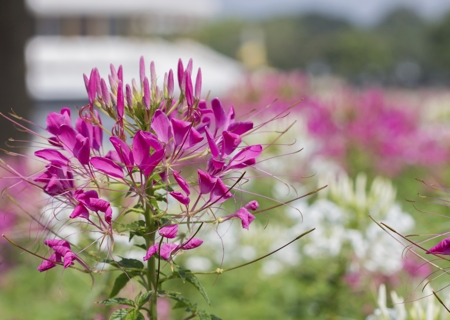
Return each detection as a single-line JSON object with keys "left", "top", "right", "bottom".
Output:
{"left": 37, "top": 239, "right": 81, "bottom": 272}
{"left": 222, "top": 201, "right": 258, "bottom": 230}
{"left": 34, "top": 164, "right": 74, "bottom": 196}
{"left": 143, "top": 237, "right": 203, "bottom": 261}
{"left": 70, "top": 189, "right": 113, "bottom": 224}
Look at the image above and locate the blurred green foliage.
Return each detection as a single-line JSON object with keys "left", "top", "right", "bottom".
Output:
{"left": 192, "top": 8, "right": 450, "bottom": 85}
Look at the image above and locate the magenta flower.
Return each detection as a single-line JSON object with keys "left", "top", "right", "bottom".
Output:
{"left": 222, "top": 201, "right": 259, "bottom": 230}
{"left": 426, "top": 238, "right": 450, "bottom": 255}
{"left": 38, "top": 239, "right": 82, "bottom": 272}
{"left": 143, "top": 238, "right": 203, "bottom": 261}
{"left": 70, "top": 189, "right": 113, "bottom": 225}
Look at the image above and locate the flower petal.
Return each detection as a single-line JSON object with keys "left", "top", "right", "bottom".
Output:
{"left": 90, "top": 156, "right": 124, "bottom": 179}
{"left": 427, "top": 238, "right": 450, "bottom": 255}
{"left": 159, "top": 224, "right": 178, "bottom": 239}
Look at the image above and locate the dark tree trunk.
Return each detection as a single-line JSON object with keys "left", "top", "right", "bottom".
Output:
{"left": 0, "top": 0, "right": 32, "bottom": 150}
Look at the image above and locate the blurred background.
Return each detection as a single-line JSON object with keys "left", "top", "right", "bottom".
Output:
{"left": 3, "top": 0, "right": 450, "bottom": 319}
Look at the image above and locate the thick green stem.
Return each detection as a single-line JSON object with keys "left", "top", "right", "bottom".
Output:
{"left": 144, "top": 189, "right": 158, "bottom": 319}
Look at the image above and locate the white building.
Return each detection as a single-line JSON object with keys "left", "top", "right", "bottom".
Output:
{"left": 25, "top": 0, "right": 244, "bottom": 102}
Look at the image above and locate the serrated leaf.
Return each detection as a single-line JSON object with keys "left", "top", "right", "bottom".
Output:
{"left": 210, "top": 315, "right": 222, "bottom": 320}
{"left": 172, "top": 301, "right": 189, "bottom": 309}
{"left": 109, "top": 308, "right": 132, "bottom": 320}
{"left": 105, "top": 258, "right": 144, "bottom": 270}
{"left": 167, "top": 292, "right": 195, "bottom": 310}
{"left": 125, "top": 310, "right": 145, "bottom": 320}
{"left": 136, "top": 291, "right": 152, "bottom": 308}
{"left": 110, "top": 272, "right": 139, "bottom": 298}
{"left": 173, "top": 268, "right": 210, "bottom": 306}
{"left": 109, "top": 308, "right": 144, "bottom": 320}
{"left": 98, "top": 297, "right": 135, "bottom": 307}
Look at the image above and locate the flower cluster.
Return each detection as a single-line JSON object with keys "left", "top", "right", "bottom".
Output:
{"left": 2, "top": 57, "right": 312, "bottom": 319}
{"left": 225, "top": 72, "right": 450, "bottom": 177}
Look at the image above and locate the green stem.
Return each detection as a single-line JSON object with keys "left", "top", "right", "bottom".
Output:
{"left": 144, "top": 188, "right": 158, "bottom": 319}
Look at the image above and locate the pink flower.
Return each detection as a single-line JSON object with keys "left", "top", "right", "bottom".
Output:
{"left": 426, "top": 238, "right": 450, "bottom": 255}
{"left": 37, "top": 239, "right": 82, "bottom": 272}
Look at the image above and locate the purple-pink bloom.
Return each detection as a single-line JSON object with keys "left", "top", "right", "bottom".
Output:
{"left": 197, "top": 169, "right": 217, "bottom": 195}
{"left": 426, "top": 238, "right": 450, "bottom": 255}
{"left": 170, "top": 191, "right": 190, "bottom": 205}
{"left": 159, "top": 224, "right": 178, "bottom": 239}
{"left": 209, "top": 178, "right": 232, "bottom": 204}
{"left": 222, "top": 201, "right": 258, "bottom": 229}
{"left": 90, "top": 156, "right": 124, "bottom": 180}
{"left": 37, "top": 239, "right": 81, "bottom": 272}
{"left": 143, "top": 237, "right": 203, "bottom": 261}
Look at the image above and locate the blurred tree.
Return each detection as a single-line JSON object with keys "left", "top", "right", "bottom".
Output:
{"left": 429, "top": 12, "right": 450, "bottom": 79}
{"left": 328, "top": 30, "right": 393, "bottom": 81}
{"left": 192, "top": 19, "right": 245, "bottom": 59}
{"left": 263, "top": 14, "right": 351, "bottom": 70}
{"left": 0, "top": 0, "right": 32, "bottom": 149}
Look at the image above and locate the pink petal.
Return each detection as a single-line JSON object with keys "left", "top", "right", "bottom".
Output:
{"left": 427, "top": 238, "right": 450, "bottom": 255}
{"left": 151, "top": 110, "right": 173, "bottom": 144}
{"left": 204, "top": 127, "right": 219, "bottom": 158}
{"left": 58, "top": 125, "right": 78, "bottom": 156}
{"left": 101, "top": 78, "right": 110, "bottom": 106}
{"left": 159, "top": 224, "right": 178, "bottom": 239}
{"left": 209, "top": 178, "right": 232, "bottom": 204}
{"left": 173, "top": 171, "right": 190, "bottom": 195}
{"left": 44, "top": 239, "right": 71, "bottom": 249}
{"left": 245, "top": 200, "right": 259, "bottom": 211}
{"left": 222, "top": 130, "right": 242, "bottom": 156}
{"left": 177, "top": 59, "right": 184, "bottom": 88}
{"left": 35, "top": 149, "right": 70, "bottom": 166}
{"left": 117, "top": 80, "right": 124, "bottom": 119}
{"left": 110, "top": 136, "right": 133, "bottom": 167}
{"left": 181, "top": 238, "right": 203, "bottom": 250}
{"left": 142, "top": 148, "right": 165, "bottom": 176}
{"left": 159, "top": 243, "right": 178, "bottom": 260}
{"left": 90, "top": 156, "right": 124, "bottom": 179}
{"left": 235, "top": 208, "right": 256, "bottom": 230}
{"left": 170, "top": 191, "right": 190, "bottom": 205}
{"left": 74, "top": 134, "right": 90, "bottom": 165}
{"left": 227, "top": 121, "right": 253, "bottom": 135}
{"left": 143, "top": 77, "right": 150, "bottom": 109}
{"left": 70, "top": 204, "right": 90, "bottom": 220}
{"left": 167, "top": 69, "right": 174, "bottom": 97}
{"left": 143, "top": 244, "right": 158, "bottom": 261}
{"left": 139, "top": 56, "right": 146, "bottom": 85}
{"left": 212, "top": 97, "right": 226, "bottom": 131}
{"left": 195, "top": 68, "right": 202, "bottom": 99}
{"left": 171, "top": 118, "right": 191, "bottom": 147}
{"left": 38, "top": 253, "right": 60, "bottom": 272}
{"left": 227, "top": 145, "right": 262, "bottom": 170}
{"left": 87, "top": 198, "right": 111, "bottom": 213}
{"left": 197, "top": 169, "right": 217, "bottom": 195}
{"left": 63, "top": 251, "right": 78, "bottom": 268}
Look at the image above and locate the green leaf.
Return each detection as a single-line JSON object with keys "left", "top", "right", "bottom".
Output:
{"left": 136, "top": 291, "right": 152, "bottom": 308}
{"left": 110, "top": 272, "right": 139, "bottom": 298}
{"left": 134, "top": 244, "right": 147, "bottom": 251}
{"left": 198, "top": 310, "right": 211, "bottom": 320}
{"left": 173, "top": 267, "right": 210, "bottom": 306}
{"left": 105, "top": 258, "right": 144, "bottom": 270}
{"left": 210, "top": 314, "right": 222, "bottom": 320}
{"left": 125, "top": 310, "right": 145, "bottom": 320}
{"left": 166, "top": 292, "right": 195, "bottom": 310}
{"left": 98, "top": 297, "right": 135, "bottom": 307}
{"left": 109, "top": 308, "right": 131, "bottom": 320}
{"left": 109, "top": 308, "right": 144, "bottom": 320}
